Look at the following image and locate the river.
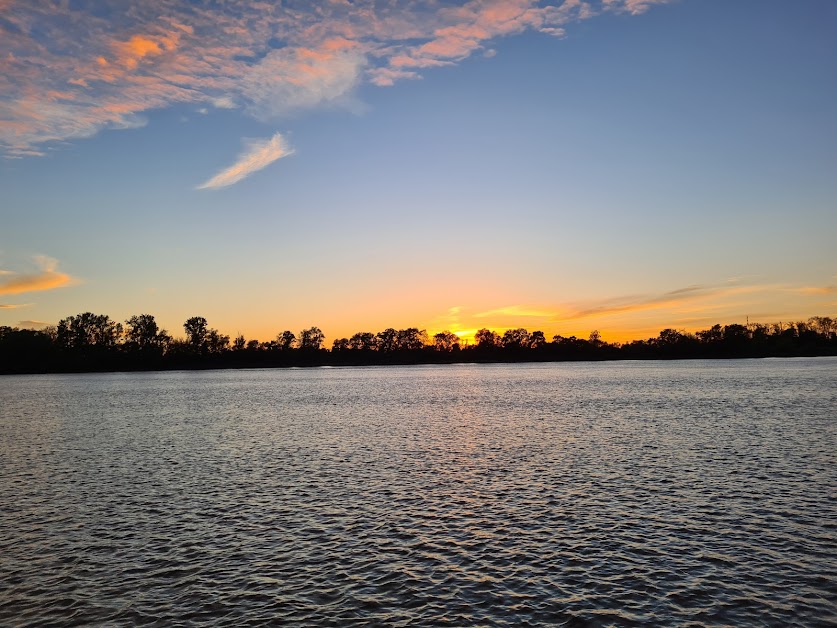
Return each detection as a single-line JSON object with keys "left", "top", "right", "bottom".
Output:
{"left": 1, "top": 359, "right": 835, "bottom": 625}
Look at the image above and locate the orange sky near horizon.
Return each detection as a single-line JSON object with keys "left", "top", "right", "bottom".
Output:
{"left": 1, "top": 0, "right": 835, "bottom": 344}
{"left": 208, "top": 280, "right": 836, "bottom": 345}
{"left": 2, "top": 251, "right": 834, "bottom": 345}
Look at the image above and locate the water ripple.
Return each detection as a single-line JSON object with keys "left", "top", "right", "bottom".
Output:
{"left": 1, "top": 359, "right": 836, "bottom": 625}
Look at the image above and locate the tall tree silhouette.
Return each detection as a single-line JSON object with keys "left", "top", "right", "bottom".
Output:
{"left": 376, "top": 328, "right": 398, "bottom": 352}
{"left": 299, "top": 327, "right": 325, "bottom": 350}
{"left": 277, "top": 330, "right": 296, "bottom": 350}
{"left": 349, "top": 332, "right": 376, "bottom": 350}
{"left": 184, "top": 316, "right": 209, "bottom": 350}
{"left": 475, "top": 328, "right": 500, "bottom": 349}
{"left": 433, "top": 331, "right": 460, "bottom": 351}
{"left": 125, "top": 314, "right": 171, "bottom": 352}
{"left": 57, "top": 313, "right": 122, "bottom": 350}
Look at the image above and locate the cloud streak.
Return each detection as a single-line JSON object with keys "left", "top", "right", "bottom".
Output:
{"left": 0, "top": 0, "right": 672, "bottom": 158}
{"left": 197, "top": 133, "right": 294, "bottom": 190}
{"left": 554, "top": 283, "right": 780, "bottom": 321}
{"left": 472, "top": 281, "right": 808, "bottom": 327}
{"left": 563, "top": 284, "right": 726, "bottom": 319}
{"left": 18, "top": 319, "right": 49, "bottom": 329}
{"left": 793, "top": 285, "right": 837, "bottom": 296}
{"left": 474, "top": 304, "right": 556, "bottom": 318}
{"left": 0, "top": 256, "right": 75, "bottom": 296}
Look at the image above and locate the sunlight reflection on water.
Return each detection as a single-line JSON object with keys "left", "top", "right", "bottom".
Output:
{"left": 1, "top": 359, "right": 836, "bottom": 625}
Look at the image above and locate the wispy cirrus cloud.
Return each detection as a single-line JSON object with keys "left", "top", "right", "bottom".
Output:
{"left": 472, "top": 281, "right": 794, "bottom": 326}
{"left": 197, "top": 132, "right": 294, "bottom": 190}
{"left": 474, "top": 304, "right": 556, "bottom": 318}
{"left": 0, "top": 303, "right": 31, "bottom": 309}
{"left": 423, "top": 278, "right": 832, "bottom": 341}
{"left": 468, "top": 286, "right": 730, "bottom": 328}
{"left": 18, "top": 319, "right": 49, "bottom": 329}
{"left": 0, "top": 256, "right": 76, "bottom": 296}
{"left": 793, "top": 285, "right": 837, "bottom": 296}
{"left": 0, "top": 0, "right": 672, "bottom": 161}
{"left": 561, "top": 284, "right": 739, "bottom": 320}
{"left": 605, "top": 0, "right": 671, "bottom": 15}
{"left": 550, "top": 281, "right": 831, "bottom": 323}
{"left": 241, "top": 42, "right": 367, "bottom": 120}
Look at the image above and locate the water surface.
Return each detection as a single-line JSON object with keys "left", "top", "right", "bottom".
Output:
{"left": 1, "top": 359, "right": 835, "bottom": 625}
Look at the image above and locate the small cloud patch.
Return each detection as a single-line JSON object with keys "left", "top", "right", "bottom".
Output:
{"left": 197, "top": 132, "right": 294, "bottom": 190}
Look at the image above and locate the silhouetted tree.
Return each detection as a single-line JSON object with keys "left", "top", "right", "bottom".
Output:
{"left": 397, "top": 328, "right": 427, "bottom": 350}
{"left": 349, "top": 332, "right": 376, "bottom": 350}
{"left": 376, "top": 328, "right": 398, "bottom": 352}
{"left": 276, "top": 331, "right": 296, "bottom": 350}
{"left": 750, "top": 323, "right": 770, "bottom": 342}
{"left": 475, "top": 328, "right": 500, "bottom": 349}
{"left": 57, "top": 312, "right": 122, "bottom": 350}
{"left": 723, "top": 324, "right": 749, "bottom": 342}
{"left": 0, "top": 326, "right": 56, "bottom": 371}
{"left": 651, "top": 328, "right": 697, "bottom": 357}
{"left": 299, "top": 327, "right": 325, "bottom": 350}
{"left": 183, "top": 316, "right": 228, "bottom": 355}
{"left": 206, "top": 329, "right": 230, "bottom": 353}
{"left": 125, "top": 314, "right": 171, "bottom": 352}
{"left": 697, "top": 324, "right": 722, "bottom": 344}
{"left": 433, "top": 331, "right": 460, "bottom": 351}
{"left": 656, "top": 328, "right": 685, "bottom": 346}
{"left": 502, "top": 328, "right": 531, "bottom": 350}
{"left": 809, "top": 316, "right": 836, "bottom": 338}
{"left": 5, "top": 310, "right": 837, "bottom": 374}
{"left": 184, "top": 316, "right": 209, "bottom": 349}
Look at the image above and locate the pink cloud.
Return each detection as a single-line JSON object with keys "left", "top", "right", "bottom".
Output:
{"left": 605, "top": 0, "right": 673, "bottom": 15}
{"left": 368, "top": 68, "right": 421, "bottom": 87}
{"left": 0, "top": 0, "right": 672, "bottom": 159}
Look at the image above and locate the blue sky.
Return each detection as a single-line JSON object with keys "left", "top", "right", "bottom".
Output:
{"left": 1, "top": 0, "right": 835, "bottom": 341}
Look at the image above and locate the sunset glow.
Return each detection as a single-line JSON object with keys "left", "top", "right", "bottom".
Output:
{"left": 1, "top": 0, "right": 834, "bottom": 343}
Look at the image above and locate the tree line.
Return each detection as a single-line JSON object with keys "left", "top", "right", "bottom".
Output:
{"left": 1, "top": 312, "right": 835, "bottom": 373}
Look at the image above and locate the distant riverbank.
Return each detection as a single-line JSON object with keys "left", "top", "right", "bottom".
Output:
{"left": 2, "top": 342, "right": 835, "bottom": 375}
{"left": 2, "top": 314, "right": 835, "bottom": 374}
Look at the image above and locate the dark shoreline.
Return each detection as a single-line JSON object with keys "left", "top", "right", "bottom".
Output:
{"left": 3, "top": 347, "right": 835, "bottom": 376}
{"left": 3, "top": 315, "right": 835, "bottom": 375}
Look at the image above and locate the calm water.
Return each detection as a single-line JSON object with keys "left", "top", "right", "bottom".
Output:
{"left": 1, "top": 359, "right": 835, "bottom": 626}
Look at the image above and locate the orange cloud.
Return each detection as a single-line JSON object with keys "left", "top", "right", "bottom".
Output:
{"left": 123, "top": 35, "right": 162, "bottom": 57}
{"left": 474, "top": 305, "right": 556, "bottom": 319}
{"left": 794, "top": 285, "right": 836, "bottom": 295}
{"left": 0, "top": 0, "right": 672, "bottom": 158}
{"left": 0, "top": 256, "right": 75, "bottom": 296}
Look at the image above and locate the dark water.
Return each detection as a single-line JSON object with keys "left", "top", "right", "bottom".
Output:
{"left": 1, "top": 359, "right": 835, "bottom": 626}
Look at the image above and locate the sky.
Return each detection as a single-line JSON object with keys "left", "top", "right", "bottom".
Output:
{"left": 1, "top": 0, "right": 836, "bottom": 344}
